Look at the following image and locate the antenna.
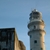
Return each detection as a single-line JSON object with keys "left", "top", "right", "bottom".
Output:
{"left": 34, "top": 0, "right": 40, "bottom": 9}
{"left": 31, "top": 0, "right": 40, "bottom": 12}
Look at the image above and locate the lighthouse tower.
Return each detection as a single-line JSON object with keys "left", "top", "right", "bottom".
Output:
{"left": 27, "top": 9, "right": 46, "bottom": 50}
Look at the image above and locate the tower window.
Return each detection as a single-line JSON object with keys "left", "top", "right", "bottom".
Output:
{"left": 34, "top": 40, "right": 37, "bottom": 43}
{"left": 30, "top": 49, "right": 32, "bottom": 50}
{"left": 33, "top": 12, "right": 39, "bottom": 15}
{"left": 35, "top": 17, "right": 38, "bottom": 19}
{"left": 34, "top": 26, "right": 36, "bottom": 29}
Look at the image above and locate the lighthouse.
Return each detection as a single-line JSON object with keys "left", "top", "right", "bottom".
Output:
{"left": 27, "top": 9, "right": 46, "bottom": 50}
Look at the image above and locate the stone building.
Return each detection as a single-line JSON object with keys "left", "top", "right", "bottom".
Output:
{"left": 27, "top": 9, "right": 46, "bottom": 50}
{"left": 0, "top": 28, "right": 26, "bottom": 50}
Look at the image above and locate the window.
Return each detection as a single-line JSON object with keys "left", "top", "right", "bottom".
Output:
{"left": 34, "top": 40, "right": 37, "bottom": 43}
{"left": 2, "top": 48, "right": 8, "bottom": 50}
{"left": 2, "top": 32, "right": 6, "bottom": 36}
{"left": 36, "top": 17, "right": 38, "bottom": 19}
{"left": 30, "top": 49, "right": 32, "bottom": 50}
{"left": 41, "top": 48, "right": 43, "bottom": 50}
{"left": 34, "top": 26, "right": 36, "bottom": 29}
{"left": 8, "top": 33, "right": 12, "bottom": 40}
{"left": 33, "top": 12, "right": 39, "bottom": 15}
{"left": 8, "top": 33, "right": 10, "bottom": 37}
{"left": 34, "top": 17, "right": 38, "bottom": 19}
{"left": 0, "top": 45, "right": 1, "bottom": 50}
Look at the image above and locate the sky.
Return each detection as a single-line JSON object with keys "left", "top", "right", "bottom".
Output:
{"left": 0, "top": 0, "right": 50, "bottom": 50}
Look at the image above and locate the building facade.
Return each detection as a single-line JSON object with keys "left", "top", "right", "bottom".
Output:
{"left": 0, "top": 28, "right": 26, "bottom": 50}
{"left": 27, "top": 9, "right": 46, "bottom": 50}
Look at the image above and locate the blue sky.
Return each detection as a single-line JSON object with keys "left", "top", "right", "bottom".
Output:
{"left": 0, "top": 0, "right": 50, "bottom": 50}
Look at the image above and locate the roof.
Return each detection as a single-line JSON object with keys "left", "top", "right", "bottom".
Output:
{"left": 0, "top": 28, "right": 15, "bottom": 32}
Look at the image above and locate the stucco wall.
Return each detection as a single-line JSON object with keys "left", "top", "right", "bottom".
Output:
{"left": 14, "top": 33, "right": 20, "bottom": 50}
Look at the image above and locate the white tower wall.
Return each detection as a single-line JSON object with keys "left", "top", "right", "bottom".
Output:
{"left": 28, "top": 9, "right": 46, "bottom": 50}
{"left": 29, "top": 25, "right": 44, "bottom": 30}
{"left": 29, "top": 32, "right": 45, "bottom": 50}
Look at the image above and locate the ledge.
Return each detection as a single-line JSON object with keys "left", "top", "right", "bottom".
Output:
{"left": 28, "top": 21, "right": 45, "bottom": 28}
{"left": 28, "top": 29, "right": 46, "bottom": 35}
